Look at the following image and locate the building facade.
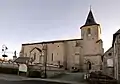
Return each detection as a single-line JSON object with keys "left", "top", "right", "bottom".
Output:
{"left": 102, "top": 47, "right": 114, "bottom": 77}
{"left": 19, "top": 9, "right": 104, "bottom": 72}
{"left": 103, "top": 29, "right": 120, "bottom": 81}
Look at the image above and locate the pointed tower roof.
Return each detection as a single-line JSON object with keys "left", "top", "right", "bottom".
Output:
{"left": 115, "top": 29, "right": 120, "bottom": 34}
{"left": 84, "top": 9, "right": 97, "bottom": 26}
{"left": 80, "top": 9, "right": 99, "bottom": 28}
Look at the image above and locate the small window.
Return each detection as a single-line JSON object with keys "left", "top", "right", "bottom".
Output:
{"left": 107, "top": 59, "right": 113, "bottom": 67}
{"left": 75, "top": 41, "right": 80, "bottom": 47}
{"left": 51, "top": 53, "right": 53, "bottom": 61}
{"left": 87, "top": 61, "right": 91, "bottom": 70}
{"left": 108, "top": 53, "right": 112, "bottom": 56}
{"left": 87, "top": 28, "right": 91, "bottom": 35}
{"left": 119, "top": 36, "right": 120, "bottom": 39}
{"left": 34, "top": 53, "right": 36, "bottom": 60}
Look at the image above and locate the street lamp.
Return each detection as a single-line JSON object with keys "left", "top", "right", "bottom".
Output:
{"left": 13, "top": 51, "right": 17, "bottom": 61}
{"left": 2, "top": 45, "right": 8, "bottom": 60}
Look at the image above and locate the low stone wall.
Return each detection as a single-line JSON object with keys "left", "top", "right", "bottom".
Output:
{"left": 46, "top": 70, "right": 65, "bottom": 78}
{"left": 0, "top": 63, "right": 18, "bottom": 69}
{"left": 27, "top": 65, "right": 65, "bottom": 78}
{"left": 87, "top": 71, "right": 118, "bottom": 84}
{"left": 0, "top": 64, "right": 65, "bottom": 78}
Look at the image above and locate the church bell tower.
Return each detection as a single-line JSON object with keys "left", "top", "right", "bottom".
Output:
{"left": 80, "top": 9, "right": 104, "bottom": 71}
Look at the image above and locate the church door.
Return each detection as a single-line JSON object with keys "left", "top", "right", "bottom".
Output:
{"left": 87, "top": 61, "right": 91, "bottom": 70}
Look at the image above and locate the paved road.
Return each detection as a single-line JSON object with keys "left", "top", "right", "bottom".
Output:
{"left": 0, "top": 80, "right": 70, "bottom": 84}
{"left": 0, "top": 73, "right": 88, "bottom": 84}
{"left": 51, "top": 72, "right": 88, "bottom": 83}
{"left": 0, "top": 74, "right": 79, "bottom": 84}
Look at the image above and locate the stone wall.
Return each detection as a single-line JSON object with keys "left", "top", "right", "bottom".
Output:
{"left": 19, "top": 39, "right": 83, "bottom": 71}
{"left": 114, "top": 34, "right": 120, "bottom": 80}
{"left": 102, "top": 47, "right": 114, "bottom": 77}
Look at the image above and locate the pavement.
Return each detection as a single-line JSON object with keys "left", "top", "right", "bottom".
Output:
{"left": 0, "top": 63, "right": 88, "bottom": 84}
{"left": 0, "top": 63, "right": 18, "bottom": 68}
{"left": 0, "top": 73, "right": 88, "bottom": 84}
{"left": 0, "top": 79, "right": 69, "bottom": 84}
{"left": 0, "top": 74, "right": 79, "bottom": 84}
{"left": 0, "top": 74, "right": 27, "bottom": 81}
{"left": 50, "top": 72, "right": 88, "bottom": 84}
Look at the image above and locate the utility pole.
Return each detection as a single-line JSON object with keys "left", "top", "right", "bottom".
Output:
{"left": 42, "top": 43, "right": 47, "bottom": 78}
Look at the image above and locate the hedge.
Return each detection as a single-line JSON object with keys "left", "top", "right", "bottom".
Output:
{"left": 0, "top": 67, "right": 18, "bottom": 74}
{"left": 28, "top": 70, "right": 41, "bottom": 78}
{"left": 0, "top": 67, "right": 44, "bottom": 78}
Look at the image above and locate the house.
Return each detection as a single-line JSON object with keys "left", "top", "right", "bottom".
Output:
{"left": 103, "top": 29, "right": 120, "bottom": 81}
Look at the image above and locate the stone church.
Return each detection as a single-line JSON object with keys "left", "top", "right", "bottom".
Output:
{"left": 19, "top": 9, "right": 104, "bottom": 72}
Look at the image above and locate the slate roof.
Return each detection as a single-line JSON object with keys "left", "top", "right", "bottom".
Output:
{"left": 80, "top": 9, "right": 99, "bottom": 28}
{"left": 22, "top": 38, "right": 82, "bottom": 46}
{"left": 14, "top": 57, "right": 30, "bottom": 64}
{"left": 112, "top": 29, "right": 120, "bottom": 47}
{"left": 30, "top": 47, "right": 42, "bottom": 53}
{"left": 85, "top": 10, "right": 97, "bottom": 25}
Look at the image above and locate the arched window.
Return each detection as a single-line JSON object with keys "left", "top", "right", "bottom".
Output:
{"left": 34, "top": 53, "right": 36, "bottom": 60}
{"left": 87, "top": 61, "right": 91, "bottom": 70}
{"left": 107, "top": 59, "right": 113, "bottom": 67}
{"left": 87, "top": 28, "right": 91, "bottom": 35}
{"left": 51, "top": 53, "right": 53, "bottom": 61}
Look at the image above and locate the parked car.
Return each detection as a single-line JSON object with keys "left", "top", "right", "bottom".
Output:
{"left": 70, "top": 67, "right": 79, "bottom": 72}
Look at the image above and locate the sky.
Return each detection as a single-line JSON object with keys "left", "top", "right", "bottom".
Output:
{"left": 0, "top": 0, "right": 119, "bottom": 59}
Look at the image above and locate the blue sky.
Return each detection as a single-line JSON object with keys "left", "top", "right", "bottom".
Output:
{"left": 0, "top": 0, "right": 120, "bottom": 59}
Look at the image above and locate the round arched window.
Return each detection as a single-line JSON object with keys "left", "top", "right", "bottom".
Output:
{"left": 87, "top": 28, "right": 91, "bottom": 36}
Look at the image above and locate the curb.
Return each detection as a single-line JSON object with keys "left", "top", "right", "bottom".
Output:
{"left": 23, "top": 78, "right": 80, "bottom": 84}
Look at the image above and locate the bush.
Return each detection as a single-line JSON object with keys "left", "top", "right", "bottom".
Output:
{"left": 0, "top": 67, "right": 18, "bottom": 74}
{"left": 28, "top": 70, "right": 41, "bottom": 78}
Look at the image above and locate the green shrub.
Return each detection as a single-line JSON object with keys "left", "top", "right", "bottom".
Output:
{"left": 28, "top": 70, "right": 41, "bottom": 78}
{"left": 0, "top": 67, "right": 18, "bottom": 74}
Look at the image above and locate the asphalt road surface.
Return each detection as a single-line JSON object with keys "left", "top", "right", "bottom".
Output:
{"left": 0, "top": 80, "right": 70, "bottom": 84}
